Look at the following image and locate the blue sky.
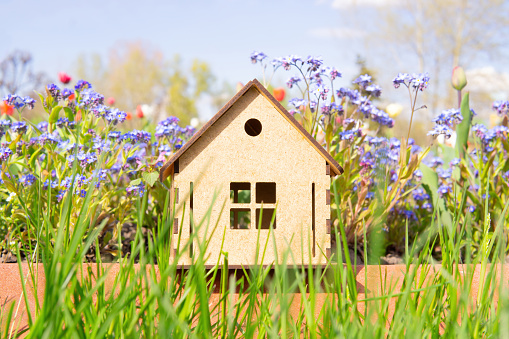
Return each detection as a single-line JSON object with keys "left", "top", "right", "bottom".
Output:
{"left": 2, "top": 0, "right": 508, "bottom": 121}
{"left": 1, "top": 0, "right": 374, "bottom": 87}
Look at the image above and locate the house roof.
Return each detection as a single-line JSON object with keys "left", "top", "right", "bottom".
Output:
{"left": 159, "top": 79, "right": 344, "bottom": 182}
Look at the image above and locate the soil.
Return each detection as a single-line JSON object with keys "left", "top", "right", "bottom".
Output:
{"left": 0, "top": 224, "right": 407, "bottom": 266}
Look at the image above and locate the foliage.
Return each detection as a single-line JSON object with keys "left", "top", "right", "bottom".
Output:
{"left": 75, "top": 43, "right": 215, "bottom": 126}
{"left": 2, "top": 180, "right": 509, "bottom": 338}
{"left": 0, "top": 81, "right": 194, "bottom": 260}
{"left": 251, "top": 52, "right": 432, "bottom": 257}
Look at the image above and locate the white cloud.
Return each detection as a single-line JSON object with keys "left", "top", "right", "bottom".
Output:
{"left": 308, "top": 27, "right": 367, "bottom": 39}
{"left": 465, "top": 66, "right": 509, "bottom": 98}
{"left": 331, "top": 0, "right": 401, "bottom": 9}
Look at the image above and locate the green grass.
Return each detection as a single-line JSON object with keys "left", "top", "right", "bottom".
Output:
{"left": 2, "top": 181, "right": 509, "bottom": 338}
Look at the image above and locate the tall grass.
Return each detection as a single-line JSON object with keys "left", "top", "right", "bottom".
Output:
{"left": 2, "top": 178, "right": 509, "bottom": 338}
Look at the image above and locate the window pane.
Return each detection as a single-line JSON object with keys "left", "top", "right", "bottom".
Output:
{"left": 256, "top": 183, "right": 276, "bottom": 203}
{"left": 230, "top": 182, "right": 251, "bottom": 203}
{"left": 256, "top": 208, "right": 276, "bottom": 229}
{"left": 230, "top": 208, "right": 251, "bottom": 229}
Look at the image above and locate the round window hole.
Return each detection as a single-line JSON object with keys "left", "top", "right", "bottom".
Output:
{"left": 244, "top": 118, "right": 262, "bottom": 136}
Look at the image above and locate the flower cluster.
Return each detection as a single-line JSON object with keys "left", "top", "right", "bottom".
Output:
{"left": 427, "top": 108, "right": 463, "bottom": 139}
{"left": 2, "top": 94, "right": 36, "bottom": 111}
{"left": 0, "top": 79, "right": 195, "bottom": 219}
{"left": 392, "top": 72, "right": 430, "bottom": 91}
{"left": 493, "top": 100, "right": 509, "bottom": 116}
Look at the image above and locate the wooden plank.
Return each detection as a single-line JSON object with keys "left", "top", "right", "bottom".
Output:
{"left": 326, "top": 219, "right": 331, "bottom": 234}
{"left": 326, "top": 189, "right": 331, "bottom": 205}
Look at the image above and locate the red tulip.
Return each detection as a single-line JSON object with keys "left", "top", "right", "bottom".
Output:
{"left": 106, "top": 97, "right": 115, "bottom": 105}
{"left": 273, "top": 88, "right": 285, "bottom": 102}
{"left": 136, "top": 105, "right": 144, "bottom": 118}
{"left": 58, "top": 72, "right": 72, "bottom": 84}
{"left": 68, "top": 93, "right": 75, "bottom": 101}
{"left": 0, "top": 101, "right": 14, "bottom": 116}
{"left": 126, "top": 112, "right": 132, "bottom": 120}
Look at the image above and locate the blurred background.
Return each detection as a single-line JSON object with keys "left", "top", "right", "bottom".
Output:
{"left": 2, "top": 0, "right": 509, "bottom": 145}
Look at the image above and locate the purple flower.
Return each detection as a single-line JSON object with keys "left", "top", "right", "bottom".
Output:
{"left": 311, "top": 84, "right": 329, "bottom": 100}
{"left": 272, "top": 55, "right": 303, "bottom": 70}
{"left": 56, "top": 190, "right": 66, "bottom": 202}
{"left": 56, "top": 117, "right": 69, "bottom": 128}
{"left": 389, "top": 137, "right": 401, "bottom": 149}
{"left": 432, "top": 108, "right": 462, "bottom": 127}
{"left": 288, "top": 98, "right": 307, "bottom": 110}
{"left": 428, "top": 157, "right": 443, "bottom": 168}
{"left": 392, "top": 73, "right": 411, "bottom": 88}
{"left": 105, "top": 108, "right": 127, "bottom": 125}
{"left": 323, "top": 66, "right": 342, "bottom": 80}
{"left": 468, "top": 205, "right": 476, "bottom": 213}
{"left": 43, "top": 179, "right": 58, "bottom": 189}
{"left": 20, "top": 174, "right": 37, "bottom": 187}
{"left": 321, "top": 102, "right": 343, "bottom": 116}
{"left": 438, "top": 184, "right": 452, "bottom": 197}
{"left": 306, "top": 55, "right": 323, "bottom": 72}
{"left": 37, "top": 121, "right": 48, "bottom": 132}
{"left": 126, "top": 183, "right": 145, "bottom": 198}
{"left": 183, "top": 125, "right": 196, "bottom": 138}
{"left": 90, "top": 105, "right": 110, "bottom": 118}
{"left": 368, "top": 136, "right": 388, "bottom": 146}
{"left": 62, "top": 88, "right": 74, "bottom": 99}
{"left": 286, "top": 76, "right": 301, "bottom": 89}
{"left": 75, "top": 80, "right": 91, "bottom": 91}
{"left": 108, "top": 131, "right": 122, "bottom": 140}
{"left": 339, "top": 129, "right": 361, "bottom": 141}
{"left": 250, "top": 51, "right": 267, "bottom": 64}
{"left": 76, "top": 151, "right": 97, "bottom": 167}
{"left": 23, "top": 97, "right": 36, "bottom": 109}
{"left": 437, "top": 168, "right": 452, "bottom": 179}
{"left": 492, "top": 100, "right": 509, "bottom": 116}
{"left": 401, "top": 209, "right": 417, "bottom": 220}
{"left": 0, "top": 119, "right": 11, "bottom": 131}
{"left": 450, "top": 158, "right": 461, "bottom": 167}
{"left": 411, "top": 73, "right": 430, "bottom": 91}
{"left": 3, "top": 94, "right": 22, "bottom": 109}
{"left": 353, "top": 74, "right": 372, "bottom": 89}
{"left": 11, "top": 121, "right": 28, "bottom": 134}
{"left": 472, "top": 124, "right": 487, "bottom": 139}
{"left": 427, "top": 125, "right": 453, "bottom": 139}
{"left": 79, "top": 89, "right": 104, "bottom": 108}
{"left": 365, "top": 84, "right": 382, "bottom": 97}
{"left": 412, "top": 187, "right": 427, "bottom": 201}
{"left": 39, "top": 132, "right": 60, "bottom": 145}
{"left": 0, "top": 147, "right": 12, "bottom": 162}
{"left": 47, "top": 84, "right": 61, "bottom": 99}
{"left": 422, "top": 203, "right": 432, "bottom": 210}
{"left": 336, "top": 88, "right": 360, "bottom": 101}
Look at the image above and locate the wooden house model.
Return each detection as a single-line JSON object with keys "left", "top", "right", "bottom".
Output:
{"left": 159, "top": 79, "right": 343, "bottom": 267}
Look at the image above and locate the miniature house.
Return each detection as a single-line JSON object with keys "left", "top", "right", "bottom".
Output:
{"left": 159, "top": 79, "right": 343, "bottom": 267}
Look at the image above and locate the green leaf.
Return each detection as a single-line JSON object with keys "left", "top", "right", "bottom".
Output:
{"left": 29, "top": 147, "right": 44, "bottom": 168}
{"left": 130, "top": 178, "right": 142, "bottom": 186}
{"left": 1, "top": 173, "right": 17, "bottom": 194}
{"left": 49, "top": 106, "right": 62, "bottom": 123}
{"left": 63, "top": 107, "right": 74, "bottom": 121}
{"left": 35, "top": 91, "right": 48, "bottom": 113}
{"left": 420, "top": 163, "right": 452, "bottom": 229}
{"left": 142, "top": 171, "right": 159, "bottom": 187}
{"left": 456, "top": 92, "right": 471, "bottom": 158}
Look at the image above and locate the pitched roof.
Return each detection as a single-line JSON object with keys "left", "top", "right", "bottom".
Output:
{"left": 159, "top": 79, "right": 344, "bottom": 181}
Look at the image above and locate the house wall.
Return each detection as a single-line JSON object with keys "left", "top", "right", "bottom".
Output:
{"left": 172, "top": 87, "right": 331, "bottom": 267}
